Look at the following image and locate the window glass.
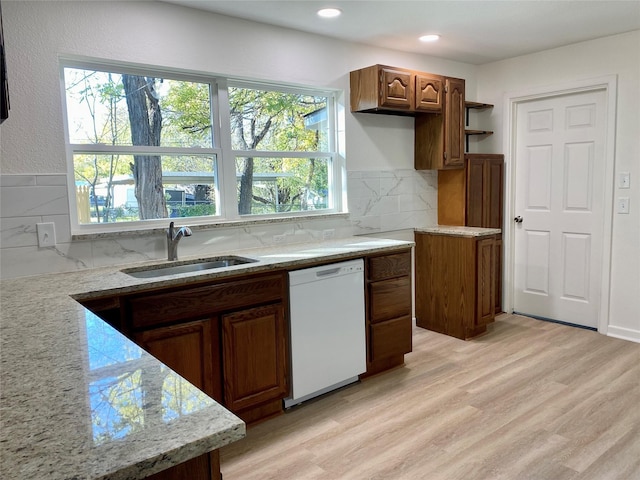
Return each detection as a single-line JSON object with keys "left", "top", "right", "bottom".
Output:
{"left": 64, "top": 66, "right": 218, "bottom": 225}
{"left": 62, "top": 63, "right": 339, "bottom": 231}
{"left": 230, "top": 86, "right": 331, "bottom": 215}
{"left": 228, "top": 86, "right": 328, "bottom": 152}
{"left": 64, "top": 67, "right": 213, "bottom": 148}
{"left": 235, "top": 157, "right": 329, "bottom": 215}
{"left": 73, "top": 154, "right": 217, "bottom": 224}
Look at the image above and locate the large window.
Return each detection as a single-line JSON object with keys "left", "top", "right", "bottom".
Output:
{"left": 62, "top": 62, "right": 340, "bottom": 232}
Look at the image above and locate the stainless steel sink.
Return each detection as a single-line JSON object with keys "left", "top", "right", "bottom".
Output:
{"left": 122, "top": 256, "right": 258, "bottom": 278}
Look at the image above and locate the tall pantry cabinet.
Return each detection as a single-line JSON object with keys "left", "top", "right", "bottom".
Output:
{"left": 437, "top": 153, "right": 504, "bottom": 313}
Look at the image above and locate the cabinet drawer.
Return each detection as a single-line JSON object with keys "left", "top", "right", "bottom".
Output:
{"left": 369, "top": 276, "right": 411, "bottom": 323}
{"left": 370, "top": 315, "right": 412, "bottom": 361}
{"left": 367, "top": 251, "right": 411, "bottom": 281}
{"left": 126, "top": 273, "right": 285, "bottom": 329}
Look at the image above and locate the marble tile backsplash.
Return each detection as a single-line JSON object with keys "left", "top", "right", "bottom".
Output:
{"left": 347, "top": 169, "right": 438, "bottom": 234}
{"left": 0, "top": 170, "right": 437, "bottom": 279}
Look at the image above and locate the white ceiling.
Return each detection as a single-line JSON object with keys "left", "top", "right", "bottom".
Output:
{"left": 160, "top": 0, "right": 640, "bottom": 64}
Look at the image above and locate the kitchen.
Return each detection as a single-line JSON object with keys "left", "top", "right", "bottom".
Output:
{"left": 1, "top": 1, "right": 639, "bottom": 479}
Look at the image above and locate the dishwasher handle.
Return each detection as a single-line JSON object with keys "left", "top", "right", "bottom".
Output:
{"left": 315, "top": 267, "right": 341, "bottom": 277}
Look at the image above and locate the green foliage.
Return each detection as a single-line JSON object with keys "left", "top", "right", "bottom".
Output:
{"left": 162, "top": 81, "right": 212, "bottom": 147}
{"left": 66, "top": 66, "right": 332, "bottom": 221}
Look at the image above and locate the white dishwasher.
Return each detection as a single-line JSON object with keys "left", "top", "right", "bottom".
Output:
{"left": 285, "top": 259, "right": 366, "bottom": 408}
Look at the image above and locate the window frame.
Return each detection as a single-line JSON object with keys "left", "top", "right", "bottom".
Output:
{"left": 61, "top": 59, "right": 344, "bottom": 236}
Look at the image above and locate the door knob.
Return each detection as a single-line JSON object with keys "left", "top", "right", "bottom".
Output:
{"left": 514, "top": 216, "right": 523, "bottom": 223}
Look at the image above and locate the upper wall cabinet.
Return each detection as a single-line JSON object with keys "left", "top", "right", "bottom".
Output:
{"left": 414, "top": 77, "right": 465, "bottom": 170}
{"left": 350, "top": 64, "right": 464, "bottom": 170}
{"left": 350, "top": 65, "right": 444, "bottom": 114}
{"left": 415, "top": 73, "right": 444, "bottom": 112}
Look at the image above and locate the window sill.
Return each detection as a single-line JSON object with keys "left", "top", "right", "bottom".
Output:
{"left": 71, "top": 212, "right": 350, "bottom": 241}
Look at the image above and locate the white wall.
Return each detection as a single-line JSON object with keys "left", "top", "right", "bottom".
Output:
{"left": 0, "top": 0, "right": 475, "bottom": 279}
{"left": 476, "top": 31, "right": 640, "bottom": 341}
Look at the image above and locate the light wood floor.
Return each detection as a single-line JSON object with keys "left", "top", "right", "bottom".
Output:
{"left": 220, "top": 314, "right": 640, "bottom": 480}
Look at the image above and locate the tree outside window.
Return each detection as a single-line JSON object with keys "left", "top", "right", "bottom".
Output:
{"left": 63, "top": 64, "right": 336, "bottom": 229}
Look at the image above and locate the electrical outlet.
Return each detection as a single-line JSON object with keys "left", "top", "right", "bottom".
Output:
{"left": 37, "top": 222, "right": 56, "bottom": 247}
{"left": 322, "top": 229, "right": 335, "bottom": 240}
{"left": 273, "top": 234, "right": 286, "bottom": 244}
{"left": 618, "top": 197, "right": 630, "bottom": 214}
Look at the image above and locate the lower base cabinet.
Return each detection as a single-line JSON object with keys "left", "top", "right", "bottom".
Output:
{"left": 146, "top": 451, "right": 220, "bottom": 480}
{"left": 415, "top": 232, "right": 497, "bottom": 340}
{"left": 363, "top": 250, "right": 413, "bottom": 377}
{"left": 222, "top": 303, "right": 288, "bottom": 422}
{"left": 123, "top": 272, "right": 289, "bottom": 428}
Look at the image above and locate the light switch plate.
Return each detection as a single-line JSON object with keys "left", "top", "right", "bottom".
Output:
{"left": 619, "top": 172, "right": 631, "bottom": 189}
{"left": 37, "top": 222, "right": 56, "bottom": 247}
{"left": 617, "top": 197, "right": 630, "bottom": 214}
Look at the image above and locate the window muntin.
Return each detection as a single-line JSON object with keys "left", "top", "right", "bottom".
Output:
{"left": 62, "top": 62, "right": 340, "bottom": 231}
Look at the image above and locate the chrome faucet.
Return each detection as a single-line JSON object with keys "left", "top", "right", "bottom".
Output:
{"left": 167, "top": 221, "right": 192, "bottom": 261}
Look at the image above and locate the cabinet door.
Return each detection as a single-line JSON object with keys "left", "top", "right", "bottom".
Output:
{"left": 134, "top": 319, "right": 221, "bottom": 401}
{"left": 222, "top": 304, "right": 288, "bottom": 413}
{"left": 443, "top": 77, "right": 465, "bottom": 168}
{"left": 465, "top": 154, "right": 504, "bottom": 228}
{"left": 415, "top": 74, "right": 443, "bottom": 112}
{"left": 380, "top": 67, "right": 413, "bottom": 110}
{"left": 484, "top": 157, "right": 504, "bottom": 229}
{"left": 146, "top": 451, "right": 220, "bottom": 480}
{"left": 476, "top": 237, "right": 496, "bottom": 327}
{"left": 465, "top": 156, "right": 485, "bottom": 227}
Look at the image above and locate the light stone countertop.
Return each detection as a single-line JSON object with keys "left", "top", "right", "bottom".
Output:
{"left": 0, "top": 236, "right": 413, "bottom": 480}
{"left": 415, "top": 225, "right": 501, "bottom": 237}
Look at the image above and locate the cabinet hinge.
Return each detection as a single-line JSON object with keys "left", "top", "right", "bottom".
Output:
{"left": 445, "top": 84, "right": 449, "bottom": 93}
{"left": 444, "top": 151, "right": 448, "bottom": 160}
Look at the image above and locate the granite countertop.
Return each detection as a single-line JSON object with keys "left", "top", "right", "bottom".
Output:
{"left": 0, "top": 236, "right": 413, "bottom": 480}
{"left": 415, "top": 225, "right": 501, "bottom": 237}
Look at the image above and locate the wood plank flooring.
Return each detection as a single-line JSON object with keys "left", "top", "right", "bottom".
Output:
{"left": 220, "top": 314, "right": 640, "bottom": 479}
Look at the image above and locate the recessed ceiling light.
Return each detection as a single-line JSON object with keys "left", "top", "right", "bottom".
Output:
{"left": 317, "top": 8, "right": 342, "bottom": 18}
{"left": 419, "top": 34, "right": 440, "bottom": 42}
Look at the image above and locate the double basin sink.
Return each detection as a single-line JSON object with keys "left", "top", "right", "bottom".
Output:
{"left": 122, "top": 255, "right": 258, "bottom": 279}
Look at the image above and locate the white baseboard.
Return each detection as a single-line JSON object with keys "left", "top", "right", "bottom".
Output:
{"left": 607, "top": 325, "right": 640, "bottom": 344}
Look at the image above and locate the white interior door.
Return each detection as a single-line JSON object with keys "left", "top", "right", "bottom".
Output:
{"left": 513, "top": 89, "right": 606, "bottom": 328}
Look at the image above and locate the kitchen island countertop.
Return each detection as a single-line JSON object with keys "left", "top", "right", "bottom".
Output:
{"left": 0, "top": 236, "right": 413, "bottom": 480}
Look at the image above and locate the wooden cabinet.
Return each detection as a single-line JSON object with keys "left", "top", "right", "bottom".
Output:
{"left": 415, "top": 231, "right": 497, "bottom": 340}
{"left": 415, "top": 77, "right": 465, "bottom": 170}
{"left": 222, "top": 303, "right": 288, "bottom": 423}
{"left": 133, "top": 320, "right": 222, "bottom": 480}
{"left": 351, "top": 65, "right": 413, "bottom": 113}
{"left": 350, "top": 65, "right": 444, "bottom": 114}
{"left": 438, "top": 153, "right": 504, "bottom": 228}
{"left": 122, "top": 272, "right": 289, "bottom": 425}
{"left": 363, "top": 250, "right": 413, "bottom": 376}
{"left": 350, "top": 65, "right": 445, "bottom": 115}
{"left": 437, "top": 153, "right": 504, "bottom": 313}
{"left": 465, "top": 154, "right": 504, "bottom": 229}
{"left": 146, "top": 451, "right": 221, "bottom": 480}
{"left": 350, "top": 64, "right": 464, "bottom": 170}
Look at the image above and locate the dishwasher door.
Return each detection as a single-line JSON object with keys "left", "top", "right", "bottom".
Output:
{"left": 285, "top": 259, "right": 366, "bottom": 408}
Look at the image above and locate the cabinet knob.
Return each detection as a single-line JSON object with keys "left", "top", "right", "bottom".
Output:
{"left": 514, "top": 216, "right": 523, "bottom": 223}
